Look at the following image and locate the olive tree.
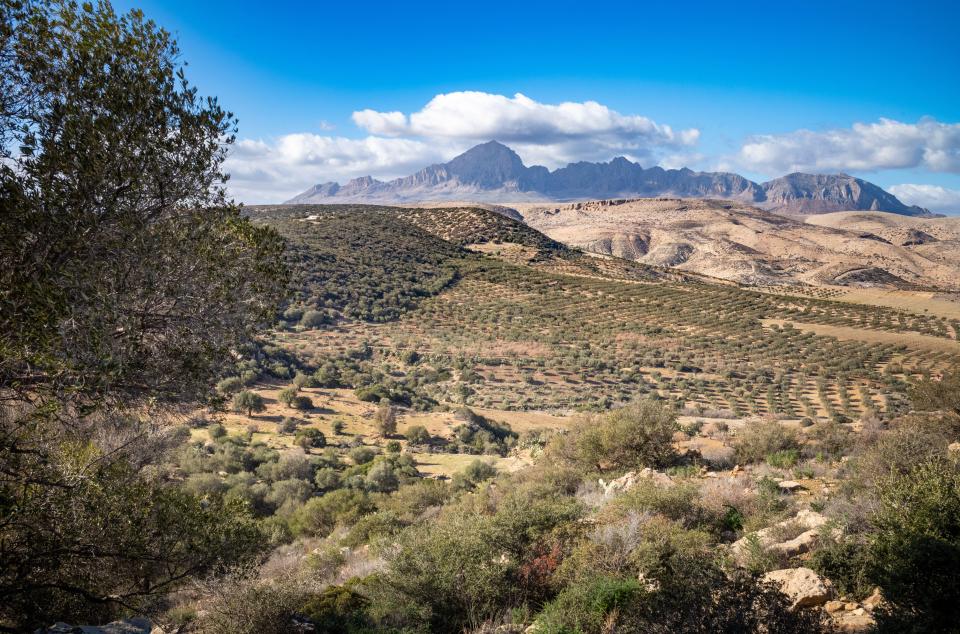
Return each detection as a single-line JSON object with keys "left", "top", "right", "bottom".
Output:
{"left": 0, "top": 1, "right": 287, "bottom": 628}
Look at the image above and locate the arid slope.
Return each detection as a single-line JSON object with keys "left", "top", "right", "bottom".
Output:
{"left": 515, "top": 198, "right": 960, "bottom": 289}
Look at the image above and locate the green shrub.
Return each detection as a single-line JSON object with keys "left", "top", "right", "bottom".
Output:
{"left": 300, "top": 309, "right": 327, "bottom": 328}
{"left": 290, "top": 489, "right": 376, "bottom": 537}
{"left": 314, "top": 467, "right": 342, "bottom": 492}
{"left": 535, "top": 576, "right": 647, "bottom": 633}
{"left": 217, "top": 376, "right": 244, "bottom": 394}
{"left": 349, "top": 446, "right": 377, "bottom": 465}
{"left": 766, "top": 449, "right": 800, "bottom": 469}
{"left": 809, "top": 537, "right": 872, "bottom": 600}
{"left": 290, "top": 395, "right": 313, "bottom": 410}
{"left": 733, "top": 420, "right": 799, "bottom": 464}
{"left": 277, "top": 385, "right": 299, "bottom": 406}
{"left": 293, "top": 428, "right": 326, "bottom": 449}
{"left": 462, "top": 459, "right": 497, "bottom": 484}
{"left": 365, "top": 462, "right": 400, "bottom": 493}
{"left": 867, "top": 458, "right": 960, "bottom": 632}
{"left": 404, "top": 425, "right": 431, "bottom": 445}
{"left": 555, "top": 400, "right": 677, "bottom": 472}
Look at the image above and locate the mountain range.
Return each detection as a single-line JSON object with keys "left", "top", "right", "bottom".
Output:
{"left": 285, "top": 141, "right": 933, "bottom": 216}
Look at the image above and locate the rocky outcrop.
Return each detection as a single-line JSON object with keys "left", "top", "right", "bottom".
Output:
{"left": 598, "top": 468, "right": 673, "bottom": 497}
{"left": 760, "top": 173, "right": 930, "bottom": 216}
{"left": 762, "top": 567, "right": 833, "bottom": 609}
{"left": 730, "top": 509, "right": 831, "bottom": 564}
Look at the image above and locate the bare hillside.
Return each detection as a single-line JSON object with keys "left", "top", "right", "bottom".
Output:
{"left": 515, "top": 198, "right": 960, "bottom": 289}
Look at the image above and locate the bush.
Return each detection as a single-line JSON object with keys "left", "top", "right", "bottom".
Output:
{"left": 208, "top": 423, "right": 227, "bottom": 440}
{"left": 300, "top": 309, "right": 327, "bottom": 328}
{"left": 910, "top": 368, "right": 960, "bottom": 415}
{"left": 332, "top": 420, "right": 346, "bottom": 435}
{"left": 374, "top": 492, "right": 580, "bottom": 632}
{"left": 385, "top": 440, "right": 402, "bottom": 453}
{"left": 314, "top": 467, "right": 342, "bottom": 492}
{"left": 277, "top": 386, "right": 299, "bottom": 407}
{"left": 349, "top": 446, "right": 377, "bottom": 465}
{"left": 535, "top": 576, "right": 647, "bottom": 633}
{"left": 733, "top": 420, "right": 799, "bottom": 464}
{"left": 555, "top": 400, "right": 677, "bottom": 472}
{"left": 766, "top": 449, "right": 800, "bottom": 469}
{"left": 290, "top": 489, "right": 375, "bottom": 537}
{"left": 867, "top": 458, "right": 960, "bottom": 632}
{"left": 366, "top": 462, "right": 400, "bottom": 493}
{"left": 374, "top": 402, "right": 398, "bottom": 436}
{"left": 292, "top": 372, "right": 318, "bottom": 389}
{"left": 290, "top": 395, "right": 313, "bottom": 410}
{"left": 216, "top": 376, "right": 244, "bottom": 394}
{"left": 294, "top": 428, "right": 326, "bottom": 449}
{"left": 809, "top": 536, "right": 872, "bottom": 600}
{"left": 462, "top": 459, "right": 497, "bottom": 484}
{"left": 278, "top": 417, "right": 298, "bottom": 434}
{"left": 405, "top": 425, "right": 431, "bottom": 445}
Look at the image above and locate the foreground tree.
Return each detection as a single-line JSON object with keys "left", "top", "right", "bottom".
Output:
{"left": 0, "top": 0, "right": 287, "bottom": 628}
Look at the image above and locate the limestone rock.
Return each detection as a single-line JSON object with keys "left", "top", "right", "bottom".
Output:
{"left": 599, "top": 468, "right": 673, "bottom": 497}
{"left": 731, "top": 509, "right": 829, "bottom": 564}
{"left": 762, "top": 567, "right": 833, "bottom": 609}
{"left": 862, "top": 587, "right": 884, "bottom": 611}
{"left": 777, "top": 479, "right": 804, "bottom": 492}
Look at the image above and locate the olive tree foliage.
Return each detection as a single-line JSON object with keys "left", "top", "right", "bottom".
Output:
{"left": 0, "top": 0, "right": 287, "bottom": 407}
{"left": 0, "top": 1, "right": 287, "bottom": 628}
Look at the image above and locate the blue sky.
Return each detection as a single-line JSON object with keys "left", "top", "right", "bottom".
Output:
{"left": 115, "top": 0, "right": 960, "bottom": 209}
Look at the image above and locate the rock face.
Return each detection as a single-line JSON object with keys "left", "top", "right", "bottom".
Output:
{"left": 760, "top": 173, "right": 929, "bottom": 216}
{"left": 284, "top": 141, "right": 931, "bottom": 216}
{"left": 762, "top": 567, "right": 833, "bottom": 609}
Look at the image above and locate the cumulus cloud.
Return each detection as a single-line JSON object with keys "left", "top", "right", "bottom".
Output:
{"left": 351, "top": 91, "right": 699, "bottom": 167}
{"left": 735, "top": 118, "right": 960, "bottom": 175}
{"left": 226, "top": 91, "right": 700, "bottom": 202}
{"left": 354, "top": 91, "right": 698, "bottom": 146}
{"left": 888, "top": 183, "right": 960, "bottom": 214}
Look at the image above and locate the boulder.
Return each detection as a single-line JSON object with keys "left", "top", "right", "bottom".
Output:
{"left": 777, "top": 479, "right": 804, "bottom": 492}
{"left": 767, "top": 528, "right": 821, "bottom": 558}
{"left": 762, "top": 567, "right": 833, "bottom": 609}
{"left": 862, "top": 587, "right": 884, "bottom": 611}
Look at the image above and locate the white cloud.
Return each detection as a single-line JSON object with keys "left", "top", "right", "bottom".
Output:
{"left": 226, "top": 91, "right": 700, "bottom": 202}
{"left": 735, "top": 118, "right": 960, "bottom": 176}
{"left": 888, "top": 183, "right": 960, "bottom": 214}
{"left": 224, "top": 135, "right": 449, "bottom": 204}
{"left": 353, "top": 91, "right": 700, "bottom": 156}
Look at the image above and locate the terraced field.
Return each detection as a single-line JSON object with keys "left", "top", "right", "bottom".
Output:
{"left": 251, "top": 205, "right": 959, "bottom": 424}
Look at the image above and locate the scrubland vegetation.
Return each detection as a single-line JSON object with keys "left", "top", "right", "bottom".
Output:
{"left": 2, "top": 2, "right": 959, "bottom": 633}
